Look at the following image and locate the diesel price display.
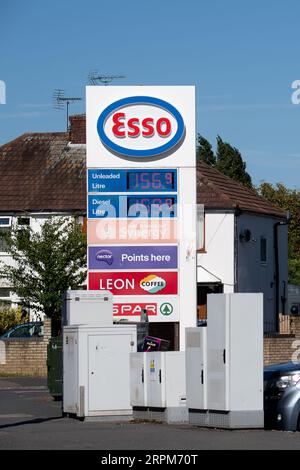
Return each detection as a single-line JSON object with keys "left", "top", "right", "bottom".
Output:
{"left": 127, "top": 196, "right": 176, "bottom": 216}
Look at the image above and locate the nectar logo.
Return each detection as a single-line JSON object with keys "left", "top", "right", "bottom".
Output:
{"left": 95, "top": 249, "right": 113, "bottom": 265}
{"left": 97, "top": 96, "right": 185, "bottom": 159}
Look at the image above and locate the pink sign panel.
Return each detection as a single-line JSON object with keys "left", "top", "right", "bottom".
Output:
{"left": 87, "top": 219, "right": 178, "bottom": 244}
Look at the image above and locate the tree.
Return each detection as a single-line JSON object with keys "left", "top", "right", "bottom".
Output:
{"left": 196, "top": 134, "right": 253, "bottom": 188}
{"left": 258, "top": 182, "right": 300, "bottom": 285}
{"left": 215, "top": 136, "right": 252, "bottom": 188}
{"left": 0, "top": 217, "right": 87, "bottom": 335}
{"left": 196, "top": 134, "right": 216, "bottom": 165}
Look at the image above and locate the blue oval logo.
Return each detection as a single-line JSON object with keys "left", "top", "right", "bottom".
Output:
{"left": 96, "top": 249, "right": 113, "bottom": 265}
{"left": 97, "top": 96, "right": 185, "bottom": 158}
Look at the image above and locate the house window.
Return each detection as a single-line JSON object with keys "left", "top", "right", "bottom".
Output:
{"left": 16, "top": 217, "right": 31, "bottom": 246}
{"left": 17, "top": 217, "right": 30, "bottom": 226}
{"left": 0, "top": 217, "right": 11, "bottom": 227}
{"left": 0, "top": 288, "right": 10, "bottom": 299}
{"left": 197, "top": 207, "right": 205, "bottom": 252}
{"left": 260, "top": 237, "right": 267, "bottom": 264}
{"left": 0, "top": 217, "right": 11, "bottom": 253}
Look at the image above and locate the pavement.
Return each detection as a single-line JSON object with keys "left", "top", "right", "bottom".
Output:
{"left": 0, "top": 377, "right": 299, "bottom": 450}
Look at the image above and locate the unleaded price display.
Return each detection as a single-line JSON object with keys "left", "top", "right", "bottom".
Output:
{"left": 126, "top": 170, "right": 176, "bottom": 191}
{"left": 88, "top": 169, "right": 177, "bottom": 193}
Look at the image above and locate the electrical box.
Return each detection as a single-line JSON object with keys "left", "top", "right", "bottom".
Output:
{"left": 130, "top": 351, "right": 187, "bottom": 422}
{"left": 185, "top": 327, "right": 207, "bottom": 410}
{"left": 62, "top": 290, "right": 113, "bottom": 326}
{"left": 203, "top": 293, "right": 264, "bottom": 428}
{"left": 47, "top": 336, "right": 63, "bottom": 399}
{"left": 63, "top": 324, "right": 136, "bottom": 418}
{"left": 130, "top": 352, "right": 147, "bottom": 407}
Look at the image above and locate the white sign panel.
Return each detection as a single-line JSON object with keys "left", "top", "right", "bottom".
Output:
{"left": 112, "top": 295, "right": 179, "bottom": 323}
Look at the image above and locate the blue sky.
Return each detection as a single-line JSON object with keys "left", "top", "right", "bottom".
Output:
{"left": 0, "top": 0, "right": 300, "bottom": 188}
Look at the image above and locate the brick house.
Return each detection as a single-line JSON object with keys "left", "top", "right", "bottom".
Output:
{"left": 0, "top": 127, "right": 86, "bottom": 309}
{"left": 0, "top": 115, "right": 288, "bottom": 341}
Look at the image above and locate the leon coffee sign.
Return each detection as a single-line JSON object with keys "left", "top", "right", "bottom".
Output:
{"left": 88, "top": 272, "right": 178, "bottom": 296}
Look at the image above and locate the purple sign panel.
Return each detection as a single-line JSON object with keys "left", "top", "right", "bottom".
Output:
{"left": 88, "top": 245, "right": 178, "bottom": 270}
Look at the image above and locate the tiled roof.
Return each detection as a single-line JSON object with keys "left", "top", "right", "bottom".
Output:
{"left": 0, "top": 133, "right": 86, "bottom": 212}
{"left": 197, "top": 162, "right": 286, "bottom": 218}
{"left": 0, "top": 132, "right": 286, "bottom": 219}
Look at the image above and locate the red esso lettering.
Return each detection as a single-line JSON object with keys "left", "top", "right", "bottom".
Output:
{"left": 111, "top": 113, "right": 171, "bottom": 138}
{"left": 112, "top": 112, "right": 125, "bottom": 137}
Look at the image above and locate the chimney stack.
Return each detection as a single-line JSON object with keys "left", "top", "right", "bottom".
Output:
{"left": 69, "top": 114, "right": 86, "bottom": 144}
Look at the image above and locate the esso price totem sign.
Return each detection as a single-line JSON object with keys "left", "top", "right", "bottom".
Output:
{"left": 86, "top": 86, "right": 197, "bottom": 350}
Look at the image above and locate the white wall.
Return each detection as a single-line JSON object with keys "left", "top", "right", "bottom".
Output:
{"left": 197, "top": 212, "right": 235, "bottom": 293}
{"left": 197, "top": 210, "right": 288, "bottom": 329}
{"left": 236, "top": 213, "right": 288, "bottom": 325}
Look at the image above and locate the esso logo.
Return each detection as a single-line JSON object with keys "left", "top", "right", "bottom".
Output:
{"left": 112, "top": 114, "right": 172, "bottom": 139}
{"left": 97, "top": 96, "right": 185, "bottom": 158}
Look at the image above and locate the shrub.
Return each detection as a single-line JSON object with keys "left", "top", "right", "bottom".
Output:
{"left": 0, "top": 303, "right": 27, "bottom": 336}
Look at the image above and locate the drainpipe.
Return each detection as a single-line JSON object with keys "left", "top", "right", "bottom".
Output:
{"left": 234, "top": 205, "right": 242, "bottom": 293}
{"left": 273, "top": 212, "right": 289, "bottom": 332}
{"left": 274, "top": 222, "right": 280, "bottom": 332}
{"left": 282, "top": 281, "right": 287, "bottom": 316}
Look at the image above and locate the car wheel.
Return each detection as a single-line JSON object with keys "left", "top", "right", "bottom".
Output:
{"left": 297, "top": 414, "right": 300, "bottom": 432}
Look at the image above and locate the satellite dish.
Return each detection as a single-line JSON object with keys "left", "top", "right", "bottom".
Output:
{"left": 239, "top": 229, "right": 251, "bottom": 242}
{"left": 290, "top": 305, "right": 299, "bottom": 316}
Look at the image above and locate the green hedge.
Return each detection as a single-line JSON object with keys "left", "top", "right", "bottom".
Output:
{"left": 0, "top": 304, "right": 27, "bottom": 336}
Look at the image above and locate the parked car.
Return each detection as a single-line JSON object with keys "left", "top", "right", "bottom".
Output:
{"left": 264, "top": 361, "right": 300, "bottom": 431}
{"left": 0, "top": 321, "right": 44, "bottom": 339}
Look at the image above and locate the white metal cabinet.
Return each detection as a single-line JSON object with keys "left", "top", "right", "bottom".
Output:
{"left": 207, "top": 295, "right": 228, "bottom": 410}
{"left": 207, "top": 293, "right": 263, "bottom": 414}
{"left": 62, "top": 290, "right": 113, "bottom": 326}
{"left": 165, "top": 352, "right": 186, "bottom": 408}
{"left": 63, "top": 330, "right": 79, "bottom": 414}
{"left": 63, "top": 324, "right": 136, "bottom": 418}
{"left": 88, "top": 334, "right": 131, "bottom": 411}
{"left": 130, "top": 351, "right": 187, "bottom": 422}
{"left": 146, "top": 352, "right": 164, "bottom": 407}
{"left": 130, "top": 353, "right": 147, "bottom": 407}
{"left": 146, "top": 352, "right": 186, "bottom": 408}
{"left": 130, "top": 352, "right": 186, "bottom": 408}
{"left": 185, "top": 327, "right": 207, "bottom": 410}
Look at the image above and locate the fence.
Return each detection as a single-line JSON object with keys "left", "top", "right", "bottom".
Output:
{"left": 264, "top": 314, "right": 292, "bottom": 336}
{"left": 264, "top": 315, "right": 300, "bottom": 365}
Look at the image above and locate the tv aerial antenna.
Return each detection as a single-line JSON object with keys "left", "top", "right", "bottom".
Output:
{"left": 53, "top": 89, "right": 82, "bottom": 130}
{"left": 88, "top": 71, "right": 126, "bottom": 86}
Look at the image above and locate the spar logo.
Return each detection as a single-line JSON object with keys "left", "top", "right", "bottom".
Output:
{"left": 113, "top": 303, "right": 157, "bottom": 316}
{"left": 97, "top": 96, "right": 185, "bottom": 159}
{"left": 140, "top": 274, "right": 167, "bottom": 294}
